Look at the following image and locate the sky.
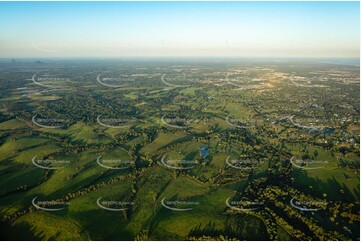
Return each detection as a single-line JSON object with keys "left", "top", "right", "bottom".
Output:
{"left": 0, "top": 1, "right": 359, "bottom": 58}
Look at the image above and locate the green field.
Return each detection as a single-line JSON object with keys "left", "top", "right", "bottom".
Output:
{"left": 0, "top": 59, "right": 359, "bottom": 241}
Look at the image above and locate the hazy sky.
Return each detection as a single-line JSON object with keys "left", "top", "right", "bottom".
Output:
{"left": 0, "top": 2, "right": 359, "bottom": 58}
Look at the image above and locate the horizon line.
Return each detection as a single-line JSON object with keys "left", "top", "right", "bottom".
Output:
{"left": 2, "top": 56, "right": 360, "bottom": 59}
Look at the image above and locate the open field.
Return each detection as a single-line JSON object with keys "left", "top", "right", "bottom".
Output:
{"left": 0, "top": 59, "right": 359, "bottom": 240}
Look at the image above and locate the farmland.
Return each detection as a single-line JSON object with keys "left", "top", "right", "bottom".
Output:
{"left": 0, "top": 58, "right": 359, "bottom": 240}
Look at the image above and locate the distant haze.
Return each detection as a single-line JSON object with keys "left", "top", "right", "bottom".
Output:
{"left": 0, "top": 2, "right": 359, "bottom": 58}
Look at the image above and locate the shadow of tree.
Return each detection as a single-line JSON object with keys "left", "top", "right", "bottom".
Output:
{"left": 292, "top": 169, "right": 357, "bottom": 202}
